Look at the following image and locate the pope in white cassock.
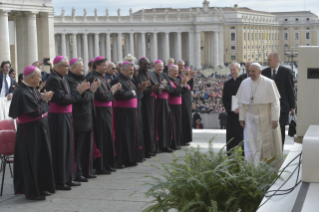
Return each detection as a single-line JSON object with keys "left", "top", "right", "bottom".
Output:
{"left": 236, "top": 62, "right": 283, "bottom": 168}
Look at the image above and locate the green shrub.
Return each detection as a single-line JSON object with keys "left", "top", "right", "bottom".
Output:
{"left": 142, "top": 141, "right": 280, "bottom": 212}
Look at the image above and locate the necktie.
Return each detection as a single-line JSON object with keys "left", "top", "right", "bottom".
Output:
{"left": 272, "top": 69, "right": 276, "bottom": 80}
{"left": 4, "top": 76, "right": 9, "bottom": 96}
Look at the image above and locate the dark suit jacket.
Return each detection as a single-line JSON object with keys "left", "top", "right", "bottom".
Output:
{"left": 240, "top": 73, "right": 249, "bottom": 80}
{"left": 0, "top": 74, "right": 16, "bottom": 95}
{"left": 262, "top": 66, "right": 295, "bottom": 113}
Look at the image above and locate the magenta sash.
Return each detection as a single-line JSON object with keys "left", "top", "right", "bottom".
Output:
{"left": 114, "top": 98, "right": 137, "bottom": 108}
{"left": 94, "top": 99, "right": 112, "bottom": 107}
{"left": 169, "top": 96, "right": 182, "bottom": 105}
{"left": 156, "top": 92, "right": 169, "bottom": 99}
{"left": 18, "top": 113, "right": 47, "bottom": 124}
{"left": 49, "top": 103, "right": 72, "bottom": 113}
{"left": 150, "top": 91, "right": 156, "bottom": 96}
{"left": 170, "top": 81, "right": 177, "bottom": 88}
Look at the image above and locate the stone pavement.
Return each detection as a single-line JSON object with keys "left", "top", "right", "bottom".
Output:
{"left": 0, "top": 129, "right": 294, "bottom": 212}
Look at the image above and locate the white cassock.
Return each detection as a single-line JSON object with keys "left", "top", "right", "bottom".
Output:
{"left": 236, "top": 75, "right": 282, "bottom": 168}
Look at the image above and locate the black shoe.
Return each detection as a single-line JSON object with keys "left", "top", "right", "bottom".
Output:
{"left": 40, "top": 191, "right": 52, "bottom": 196}
{"left": 96, "top": 169, "right": 111, "bottom": 175}
{"left": 181, "top": 143, "right": 190, "bottom": 146}
{"left": 75, "top": 176, "right": 89, "bottom": 182}
{"left": 26, "top": 195, "right": 46, "bottom": 200}
{"left": 148, "top": 152, "right": 156, "bottom": 156}
{"left": 105, "top": 166, "right": 116, "bottom": 172}
{"left": 145, "top": 154, "right": 151, "bottom": 158}
{"left": 116, "top": 164, "right": 125, "bottom": 169}
{"left": 139, "top": 158, "right": 146, "bottom": 162}
{"left": 84, "top": 175, "right": 97, "bottom": 179}
{"left": 163, "top": 147, "right": 173, "bottom": 153}
{"left": 66, "top": 181, "right": 81, "bottom": 187}
{"left": 55, "top": 184, "right": 72, "bottom": 191}
{"left": 125, "top": 162, "right": 138, "bottom": 167}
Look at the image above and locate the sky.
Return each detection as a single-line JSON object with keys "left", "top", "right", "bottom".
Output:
{"left": 52, "top": 0, "right": 319, "bottom": 17}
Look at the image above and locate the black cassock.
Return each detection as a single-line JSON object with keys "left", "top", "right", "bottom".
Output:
{"left": 46, "top": 71, "right": 81, "bottom": 184}
{"left": 150, "top": 72, "right": 173, "bottom": 150}
{"left": 222, "top": 77, "right": 244, "bottom": 153}
{"left": 168, "top": 77, "right": 186, "bottom": 150}
{"left": 87, "top": 70, "right": 116, "bottom": 169}
{"left": 66, "top": 71, "right": 95, "bottom": 177}
{"left": 113, "top": 74, "right": 139, "bottom": 164}
{"left": 9, "top": 83, "right": 55, "bottom": 198}
{"left": 136, "top": 70, "right": 156, "bottom": 156}
{"left": 177, "top": 74, "right": 193, "bottom": 144}
{"left": 132, "top": 76, "right": 144, "bottom": 161}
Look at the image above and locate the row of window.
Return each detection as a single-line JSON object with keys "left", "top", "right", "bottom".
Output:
{"left": 284, "top": 32, "right": 311, "bottom": 40}
{"left": 229, "top": 43, "right": 311, "bottom": 52}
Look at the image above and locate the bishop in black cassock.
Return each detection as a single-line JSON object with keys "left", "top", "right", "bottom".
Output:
{"left": 87, "top": 56, "right": 121, "bottom": 173}
{"left": 135, "top": 57, "right": 158, "bottom": 158}
{"left": 222, "top": 63, "right": 244, "bottom": 154}
{"left": 177, "top": 61, "right": 194, "bottom": 145}
{"left": 113, "top": 61, "right": 139, "bottom": 167}
{"left": 46, "top": 56, "right": 89, "bottom": 190}
{"left": 150, "top": 60, "right": 174, "bottom": 153}
{"left": 9, "top": 66, "right": 55, "bottom": 200}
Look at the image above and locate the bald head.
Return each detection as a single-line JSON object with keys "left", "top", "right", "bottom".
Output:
{"left": 107, "top": 62, "right": 116, "bottom": 75}
{"left": 167, "top": 58, "right": 174, "bottom": 66}
{"left": 267, "top": 52, "right": 280, "bottom": 69}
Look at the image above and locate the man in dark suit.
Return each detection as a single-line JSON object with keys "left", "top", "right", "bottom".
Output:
{"left": 104, "top": 62, "right": 118, "bottom": 83}
{"left": 262, "top": 52, "right": 295, "bottom": 148}
{"left": 241, "top": 61, "right": 252, "bottom": 79}
{"left": 0, "top": 61, "right": 16, "bottom": 100}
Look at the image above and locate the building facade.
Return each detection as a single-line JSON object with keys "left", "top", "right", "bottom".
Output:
{"left": 2, "top": 0, "right": 319, "bottom": 73}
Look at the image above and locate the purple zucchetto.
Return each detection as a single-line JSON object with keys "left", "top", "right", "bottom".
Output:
{"left": 154, "top": 60, "right": 163, "bottom": 65}
{"left": 53, "top": 55, "right": 65, "bottom": 64}
{"left": 122, "top": 61, "right": 131, "bottom": 66}
{"left": 94, "top": 56, "right": 105, "bottom": 62}
{"left": 69, "top": 58, "right": 78, "bottom": 66}
{"left": 23, "top": 66, "right": 36, "bottom": 76}
{"left": 88, "top": 59, "right": 94, "bottom": 64}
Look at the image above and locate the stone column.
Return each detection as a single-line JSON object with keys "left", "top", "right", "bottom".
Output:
{"left": 66, "top": 34, "right": 71, "bottom": 58}
{"left": 60, "top": 33, "right": 66, "bottom": 57}
{"left": 117, "top": 33, "right": 123, "bottom": 61}
{"left": 94, "top": 33, "right": 100, "bottom": 57}
{"left": 55, "top": 34, "right": 59, "bottom": 55}
{"left": 77, "top": 34, "right": 82, "bottom": 58}
{"left": 219, "top": 30, "right": 224, "bottom": 67}
{"left": 112, "top": 34, "right": 118, "bottom": 62}
{"left": 140, "top": 32, "right": 146, "bottom": 58}
{"left": 195, "top": 31, "right": 201, "bottom": 70}
{"left": 100, "top": 34, "right": 106, "bottom": 57}
{"left": 105, "top": 33, "right": 111, "bottom": 61}
{"left": 124, "top": 34, "right": 130, "bottom": 56}
{"left": 0, "top": 10, "right": 11, "bottom": 61}
{"left": 82, "top": 33, "right": 89, "bottom": 72}
{"left": 188, "top": 32, "right": 194, "bottom": 68}
{"left": 176, "top": 32, "right": 182, "bottom": 61}
{"left": 164, "top": 32, "right": 170, "bottom": 64}
{"left": 16, "top": 16, "right": 25, "bottom": 72}
{"left": 213, "top": 31, "right": 219, "bottom": 67}
{"left": 26, "top": 12, "right": 39, "bottom": 65}
{"left": 72, "top": 34, "right": 77, "bottom": 58}
{"left": 129, "top": 33, "right": 134, "bottom": 56}
{"left": 151, "top": 33, "right": 158, "bottom": 62}
{"left": 88, "top": 34, "right": 94, "bottom": 59}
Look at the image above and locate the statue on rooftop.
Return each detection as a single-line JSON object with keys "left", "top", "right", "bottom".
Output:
{"left": 84, "top": 8, "right": 87, "bottom": 16}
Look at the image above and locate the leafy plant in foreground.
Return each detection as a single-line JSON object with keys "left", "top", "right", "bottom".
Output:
{"left": 142, "top": 140, "right": 280, "bottom": 212}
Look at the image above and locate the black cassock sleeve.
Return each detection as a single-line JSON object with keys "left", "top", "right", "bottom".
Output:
{"left": 222, "top": 81, "right": 231, "bottom": 113}
{"left": 47, "top": 77, "right": 81, "bottom": 105}
{"left": 67, "top": 78, "right": 95, "bottom": 104}
{"left": 25, "top": 101, "right": 50, "bottom": 119}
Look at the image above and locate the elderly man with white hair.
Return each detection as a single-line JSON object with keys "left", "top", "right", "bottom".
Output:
{"left": 66, "top": 58, "right": 101, "bottom": 180}
{"left": 9, "top": 65, "right": 55, "bottom": 200}
{"left": 236, "top": 62, "right": 282, "bottom": 168}
{"left": 46, "top": 56, "right": 90, "bottom": 190}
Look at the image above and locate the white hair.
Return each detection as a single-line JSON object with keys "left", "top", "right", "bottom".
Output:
{"left": 107, "top": 62, "right": 115, "bottom": 68}
{"left": 168, "top": 65, "right": 178, "bottom": 71}
{"left": 53, "top": 57, "right": 68, "bottom": 70}
{"left": 230, "top": 62, "right": 241, "bottom": 70}
{"left": 23, "top": 68, "right": 40, "bottom": 80}
{"left": 121, "top": 62, "right": 135, "bottom": 72}
{"left": 177, "top": 60, "right": 185, "bottom": 65}
{"left": 32, "top": 61, "right": 39, "bottom": 66}
{"left": 250, "top": 62, "right": 262, "bottom": 70}
{"left": 70, "top": 58, "right": 83, "bottom": 70}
